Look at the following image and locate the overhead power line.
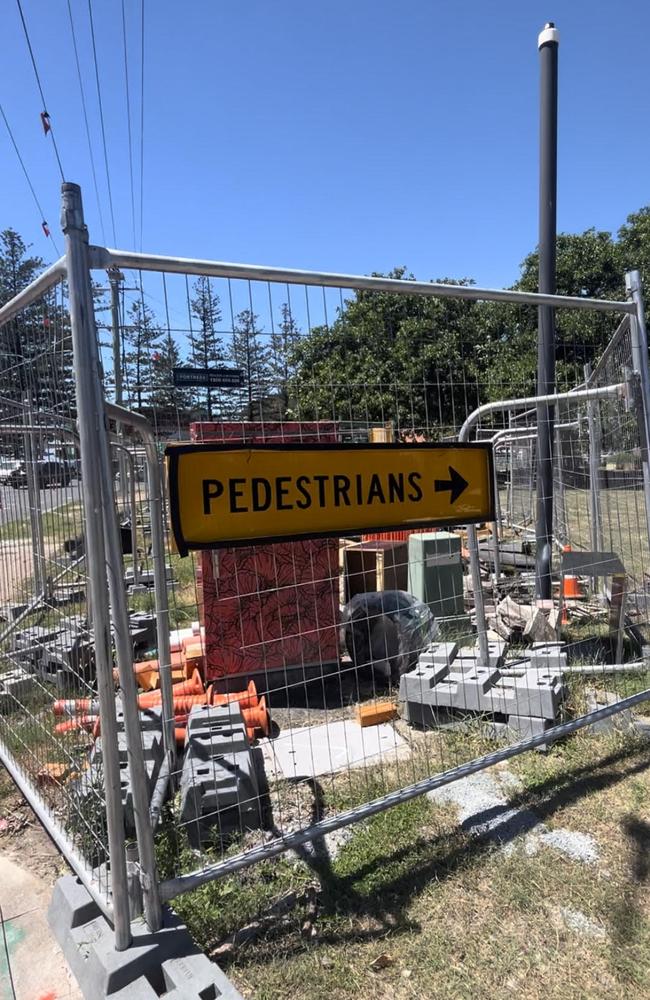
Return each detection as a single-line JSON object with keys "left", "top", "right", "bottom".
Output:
{"left": 66, "top": 0, "right": 106, "bottom": 244}
{"left": 14, "top": 0, "right": 65, "bottom": 181}
{"left": 87, "top": 0, "right": 117, "bottom": 244}
{"left": 121, "top": 0, "right": 137, "bottom": 248}
{"left": 139, "top": 0, "right": 145, "bottom": 251}
{"left": 0, "top": 101, "right": 61, "bottom": 255}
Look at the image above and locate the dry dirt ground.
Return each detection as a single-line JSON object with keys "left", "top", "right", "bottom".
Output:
{"left": 0, "top": 540, "right": 55, "bottom": 605}
{"left": 0, "top": 768, "right": 81, "bottom": 1000}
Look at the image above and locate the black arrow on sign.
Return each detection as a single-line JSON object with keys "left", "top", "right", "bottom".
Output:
{"left": 434, "top": 466, "right": 469, "bottom": 504}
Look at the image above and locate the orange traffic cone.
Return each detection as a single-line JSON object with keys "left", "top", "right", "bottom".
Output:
{"left": 562, "top": 545, "right": 583, "bottom": 600}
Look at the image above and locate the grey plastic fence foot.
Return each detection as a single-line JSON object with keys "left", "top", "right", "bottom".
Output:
{"left": 48, "top": 874, "right": 243, "bottom": 999}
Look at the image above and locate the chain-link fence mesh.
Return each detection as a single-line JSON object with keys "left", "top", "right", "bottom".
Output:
{"left": 2, "top": 252, "right": 650, "bottom": 914}
{"left": 0, "top": 276, "right": 115, "bottom": 900}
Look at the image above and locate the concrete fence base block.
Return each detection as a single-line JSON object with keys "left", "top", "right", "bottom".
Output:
{"left": 48, "top": 875, "right": 243, "bottom": 999}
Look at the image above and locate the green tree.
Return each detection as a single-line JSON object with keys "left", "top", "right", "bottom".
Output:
{"left": 289, "top": 269, "right": 484, "bottom": 435}
{"left": 288, "top": 212, "right": 650, "bottom": 435}
{"left": 229, "top": 309, "right": 271, "bottom": 420}
{"left": 0, "top": 229, "right": 74, "bottom": 420}
{"left": 269, "top": 302, "right": 301, "bottom": 417}
{"left": 189, "top": 276, "right": 226, "bottom": 419}
{"left": 123, "top": 299, "right": 161, "bottom": 410}
{"left": 150, "top": 333, "right": 191, "bottom": 422}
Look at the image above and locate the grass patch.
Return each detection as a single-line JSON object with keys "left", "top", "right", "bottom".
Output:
{"left": 162, "top": 730, "right": 650, "bottom": 1000}
{"left": 0, "top": 500, "right": 84, "bottom": 543}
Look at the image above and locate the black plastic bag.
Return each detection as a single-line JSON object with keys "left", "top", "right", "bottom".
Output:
{"left": 341, "top": 590, "right": 437, "bottom": 684}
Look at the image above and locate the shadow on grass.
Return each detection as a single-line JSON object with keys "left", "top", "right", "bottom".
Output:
{"left": 607, "top": 814, "right": 650, "bottom": 982}
{"left": 233, "top": 738, "right": 650, "bottom": 965}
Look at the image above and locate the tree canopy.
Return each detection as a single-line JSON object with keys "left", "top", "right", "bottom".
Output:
{"left": 1, "top": 206, "right": 650, "bottom": 434}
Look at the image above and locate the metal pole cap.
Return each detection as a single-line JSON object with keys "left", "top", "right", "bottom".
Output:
{"left": 538, "top": 22, "right": 559, "bottom": 48}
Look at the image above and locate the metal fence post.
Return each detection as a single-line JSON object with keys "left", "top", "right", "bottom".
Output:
{"left": 61, "top": 182, "right": 132, "bottom": 951}
{"left": 584, "top": 363, "right": 604, "bottom": 591}
{"left": 625, "top": 270, "right": 650, "bottom": 555}
{"left": 23, "top": 401, "right": 46, "bottom": 597}
{"left": 106, "top": 403, "right": 176, "bottom": 762}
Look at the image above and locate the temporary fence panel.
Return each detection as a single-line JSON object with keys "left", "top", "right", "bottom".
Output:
{"left": 0, "top": 271, "right": 120, "bottom": 914}
{"left": 2, "top": 186, "right": 650, "bottom": 931}
{"left": 82, "top": 247, "right": 650, "bottom": 904}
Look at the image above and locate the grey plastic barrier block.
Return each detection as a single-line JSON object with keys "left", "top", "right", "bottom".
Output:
{"left": 93, "top": 730, "right": 163, "bottom": 767}
{"left": 491, "top": 668, "right": 565, "bottom": 719}
{"left": 418, "top": 641, "right": 459, "bottom": 667}
{"left": 186, "top": 704, "right": 249, "bottom": 758}
{"left": 529, "top": 643, "right": 568, "bottom": 671}
{"left": 48, "top": 875, "right": 243, "bottom": 1000}
{"left": 0, "top": 666, "right": 36, "bottom": 712}
{"left": 115, "top": 702, "right": 163, "bottom": 734}
{"left": 399, "top": 662, "right": 451, "bottom": 702}
{"left": 428, "top": 665, "right": 501, "bottom": 713}
{"left": 48, "top": 869, "right": 100, "bottom": 929}
{"left": 455, "top": 639, "right": 507, "bottom": 670}
{"left": 180, "top": 750, "right": 262, "bottom": 848}
{"left": 180, "top": 705, "right": 263, "bottom": 848}
{"left": 86, "top": 723, "right": 164, "bottom": 831}
{"left": 400, "top": 642, "right": 566, "bottom": 726}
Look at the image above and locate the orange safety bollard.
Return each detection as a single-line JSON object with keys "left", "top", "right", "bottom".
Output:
{"left": 169, "top": 690, "right": 211, "bottom": 715}
{"left": 211, "top": 679, "right": 259, "bottom": 711}
{"left": 137, "top": 669, "right": 205, "bottom": 709}
{"left": 55, "top": 714, "right": 98, "bottom": 735}
{"left": 53, "top": 698, "right": 98, "bottom": 717}
{"left": 241, "top": 696, "right": 270, "bottom": 736}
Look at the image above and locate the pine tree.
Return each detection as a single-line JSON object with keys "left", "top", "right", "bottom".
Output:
{"left": 123, "top": 299, "right": 161, "bottom": 410}
{"left": 229, "top": 309, "right": 271, "bottom": 420}
{"left": 150, "top": 333, "right": 191, "bottom": 423}
{"left": 0, "top": 229, "right": 74, "bottom": 420}
{"left": 189, "top": 276, "right": 226, "bottom": 419}
{"left": 269, "top": 302, "right": 301, "bottom": 416}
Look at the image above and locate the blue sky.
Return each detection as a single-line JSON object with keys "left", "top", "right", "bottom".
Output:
{"left": 1, "top": 0, "right": 648, "bottom": 289}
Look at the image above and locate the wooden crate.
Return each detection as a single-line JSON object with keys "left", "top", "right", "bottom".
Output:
{"left": 343, "top": 540, "right": 409, "bottom": 603}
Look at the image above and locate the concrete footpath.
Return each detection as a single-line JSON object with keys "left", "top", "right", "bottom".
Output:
{"left": 0, "top": 854, "right": 82, "bottom": 1000}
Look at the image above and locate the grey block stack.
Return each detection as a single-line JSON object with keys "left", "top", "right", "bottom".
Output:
{"left": 399, "top": 639, "right": 567, "bottom": 737}
{"left": 180, "top": 704, "right": 264, "bottom": 849}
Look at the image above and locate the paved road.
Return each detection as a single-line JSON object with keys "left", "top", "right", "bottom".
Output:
{"left": 0, "top": 480, "right": 82, "bottom": 529}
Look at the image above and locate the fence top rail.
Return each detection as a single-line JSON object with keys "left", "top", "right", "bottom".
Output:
{"left": 0, "top": 257, "right": 66, "bottom": 329}
{"left": 89, "top": 245, "right": 634, "bottom": 315}
{"left": 459, "top": 381, "right": 625, "bottom": 442}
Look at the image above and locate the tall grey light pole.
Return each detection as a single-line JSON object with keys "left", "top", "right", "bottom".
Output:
{"left": 535, "top": 22, "right": 559, "bottom": 600}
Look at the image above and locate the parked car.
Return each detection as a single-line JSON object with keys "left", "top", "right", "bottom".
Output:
{"left": 0, "top": 458, "right": 21, "bottom": 483}
{"left": 7, "top": 459, "right": 74, "bottom": 489}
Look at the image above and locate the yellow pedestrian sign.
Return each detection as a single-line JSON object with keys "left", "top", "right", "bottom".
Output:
{"left": 166, "top": 442, "right": 494, "bottom": 554}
